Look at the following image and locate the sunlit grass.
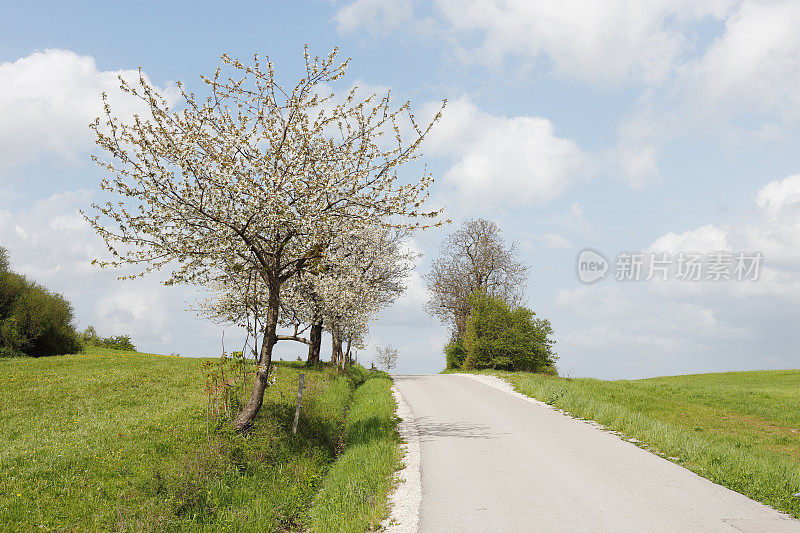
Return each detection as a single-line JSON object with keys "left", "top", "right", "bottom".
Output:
{"left": 0, "top": 347, "right": 205, "bottom": 530}
{"left": 0, "top": 348, "right": 399, "bottom": 531}
{"left": 309, "top": 373, "right": 400, "bottom": 532}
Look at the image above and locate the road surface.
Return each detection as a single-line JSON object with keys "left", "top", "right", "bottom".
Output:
{"left": 394, "top": 374, "right": 800, "bottom": 533}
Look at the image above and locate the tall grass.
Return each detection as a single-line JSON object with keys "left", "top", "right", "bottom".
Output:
{"left": 309, "top": 373, "right": 400, "bottom": 532}
{"left": 490, "top": 370, "right": 800, "bottom": 518}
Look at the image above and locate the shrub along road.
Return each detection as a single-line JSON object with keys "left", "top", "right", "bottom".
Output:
{"left": 394, "top": 374, "right": 800, "bottom": 532}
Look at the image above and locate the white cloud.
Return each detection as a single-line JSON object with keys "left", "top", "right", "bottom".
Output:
{"left": 556, "top": 284, "right": 720, "bottom": 332}
{"left": 96, "top": 289, "right": 173, "bottom": 344}
{"left": 551, "top": 281, "right": 743, "bottom": 378}
{"left": 551, "top": 274, "right": 784, "bottom": 379}
{"left": 645, "top": 174, "right": 800, "bottom": 268}
{"left": 680, "top": 0, "right": 800, "bottom": 127}
{"left": 648, "top": 174, "right": 800, "bottom": 269}
{"left": 608, "top": 111, "right": 666, "bottom": 187}
{"left": 536, "top": 233, "right": 572, "bottom": 250}
{"left": 418, "top": 0, "right": 735, "bottom": 85}
{"left": 611, "top": 143, "right": 662, "bottom": 189}
{"left": 615, "top": 1, "right": 800, "bottom": 181}
{"left": 393, "top": 237, "right": 428, "bottom": 311}
{"left": 755, "top": 173, "right": 800, "bottom": 216}
{"left": 0, "top": 49, "right": 178, "bottom": 176}
{"left": 397, "top": 270, "right": 428, "bottom": 308}
{"left": 0, "top": 188, "right": 22, "bottom": 206}
{"left": 335, "top": 0, "right": 413, "bottom": 34}
{"left": 548, "top": 173, "right": 800, "bottom": 378}
{"left": 552, "top": 202, "right": 595, "bottom": 238}
{"left": 745, "top": 174, "right": 800, "bottom": 266}
{"left": 425, "top": 0, "right": 799, "bottom": 120}
{"left": 649, "top": 224, "right": 730, "bottom": 254}
{"left": 0, "top": 190, "right": 99, "bottom": 279}
{"left": 338, "top": 0, "right": 800, "bottom": 189}
{"left": 426, "top": 96, "right": 588, "bottom": 208}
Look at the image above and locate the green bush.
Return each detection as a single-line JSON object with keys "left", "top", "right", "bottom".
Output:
{"left": 80, "top": 326, "right": 136, "bottom": 351}
{"left": 444, "top": 337, "right": 467, "bottom": 369}
{"left": 462, "top": 291, "right": 557, "bottom": 373}
{"left": 96, "top": 334, "right": 135, "bottom": 351}
{"left": 79, "top": 325, "right": 100, "bottom": 345}
{"left": 0, "top": 249, "right": 81, "bottom": 357}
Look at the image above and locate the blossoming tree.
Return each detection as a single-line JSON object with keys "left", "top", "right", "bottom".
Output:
{"left": 86, "top": 47, "right": 443, "bottom": 430}
{"left": 206, "top": 225, "right": 417, "bottom": 369}
{"left": 311, "top": 226, "right": 416, "bottom": 369}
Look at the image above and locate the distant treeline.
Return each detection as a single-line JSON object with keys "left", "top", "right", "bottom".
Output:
{"left": 0, "top": 246, "right": 134, "bottom": 357}
{"left": 79, "top": 326, "right": 135, "bottom": 352}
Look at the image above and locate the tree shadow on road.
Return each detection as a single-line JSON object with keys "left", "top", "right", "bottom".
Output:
{"left": 415, "top": 416, "right": 504, "bottom": 441}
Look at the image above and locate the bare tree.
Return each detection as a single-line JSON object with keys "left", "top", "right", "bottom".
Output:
{"left": 85, "top": 47, "right": 444, "bottom": 431}
{"left": 374, "top": 344, "right": 398, "bottom": 373}
{"left": 424, "top": 218, "right": 529, "bottom": 339}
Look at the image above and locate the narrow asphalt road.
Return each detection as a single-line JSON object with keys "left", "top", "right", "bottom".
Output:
{"left": 394, "top": 374, "right": 800, "bottom": 533}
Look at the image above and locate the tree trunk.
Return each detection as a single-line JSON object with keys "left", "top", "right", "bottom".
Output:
{"left": 306, "top": 321, "right": 322, "bottom": 365}
{"left": 331, "top": 327, "right": 343, "bottom": 367}
{"left": 342, "top": 338, "right": 352, "bottom": 370}
{"left": 234, "top": 279, "right": 279, "bottom": 432}
{"left": 455, "top": 306, "right": 469, "bottom": 341}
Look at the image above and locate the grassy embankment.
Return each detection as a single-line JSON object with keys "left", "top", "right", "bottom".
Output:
{"left": 475, "top": 369, "right": 800, "bottom": 517}
{"left": 309, "top": 375, "right": 399, "bottom": 532}
{"left": 0, "top": 346, "right": 401, "bottom": 532}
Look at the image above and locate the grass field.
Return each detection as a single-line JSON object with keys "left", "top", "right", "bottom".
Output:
{"left": 0, "top": 347, "right": 400, "bottom": 532}
{"left": 486, "top": 369, "right": 800, "bottom": 517}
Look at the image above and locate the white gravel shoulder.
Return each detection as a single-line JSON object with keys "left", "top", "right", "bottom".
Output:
{"left": 457, "top": 372, "right": 550, "bottom": 405}
{"left": 381, "top": 383, "right": 421, "bottom": 533}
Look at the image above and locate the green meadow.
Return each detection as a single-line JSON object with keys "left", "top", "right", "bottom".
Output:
{"left": 0, "top": 347, "right": 400, "bottom": 532}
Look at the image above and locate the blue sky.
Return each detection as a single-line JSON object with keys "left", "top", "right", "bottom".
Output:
{"left": 2, "top": 1, "right": 799, "bottom": 377}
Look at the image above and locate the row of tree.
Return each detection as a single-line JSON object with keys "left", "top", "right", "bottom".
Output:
{"left": 426, "top": 219, "right": 557, "bottom": 373}
{"left": 202, "top": 224, "right": 416, "bottom": 370}
{"left": 85, "top": 47, "right": 444, "bottom": 431}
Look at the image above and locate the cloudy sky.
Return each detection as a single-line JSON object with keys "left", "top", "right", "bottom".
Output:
{"left": 2, "top": 0, "right": 799, "bottom": 378}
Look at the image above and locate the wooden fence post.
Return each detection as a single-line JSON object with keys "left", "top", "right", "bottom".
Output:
{"left": 292, "top": 373, "right": 305, "bottom": 435}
